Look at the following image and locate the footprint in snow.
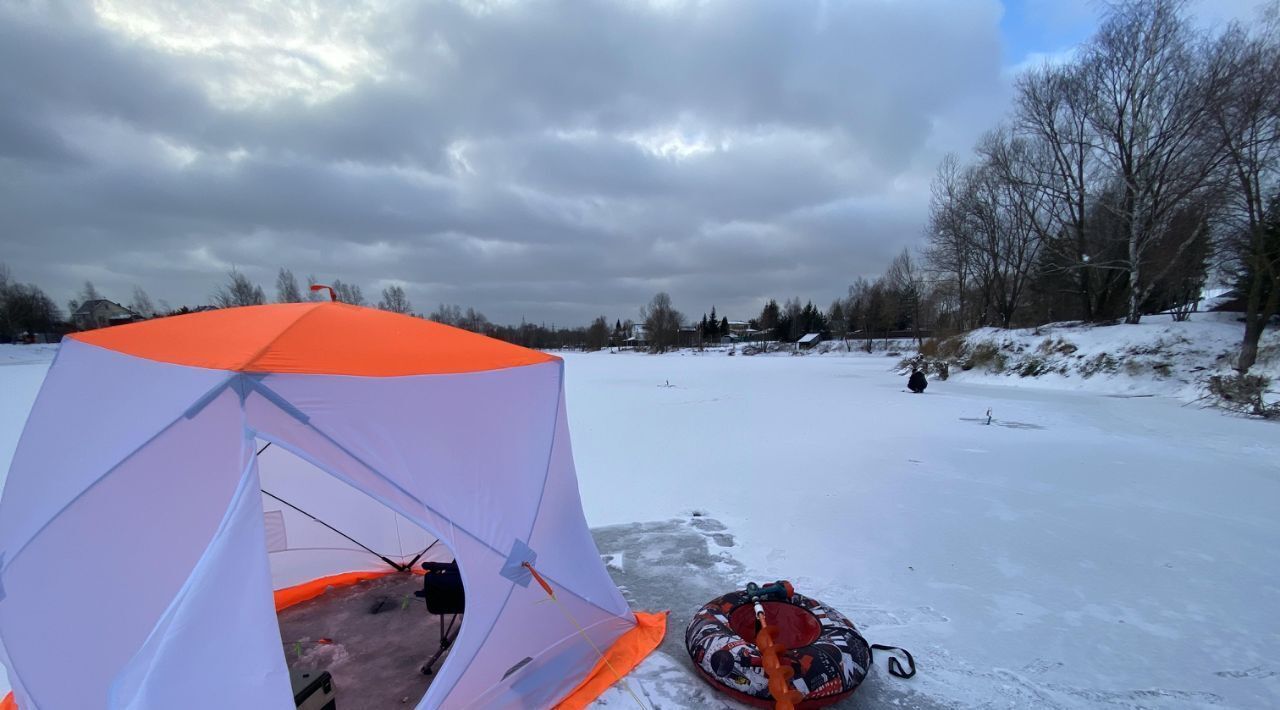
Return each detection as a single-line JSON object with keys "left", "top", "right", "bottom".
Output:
{"left": 1214, "top": 666, "right": 1276, "bottom": 679}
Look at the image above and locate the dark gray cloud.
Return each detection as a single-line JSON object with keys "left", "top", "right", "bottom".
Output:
{"left": 3, "top": 0, "right": 1011, "bottom": 324}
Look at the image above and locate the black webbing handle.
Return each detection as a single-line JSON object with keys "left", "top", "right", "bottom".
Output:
{"left": 871, "top": 644, "right": 916, "bottom": 678}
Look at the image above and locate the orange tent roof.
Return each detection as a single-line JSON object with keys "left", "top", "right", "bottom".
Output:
{"left": 69, "top": 302, "right": 559, "bottom": 376}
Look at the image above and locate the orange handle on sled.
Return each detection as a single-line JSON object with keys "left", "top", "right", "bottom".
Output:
{"left": 754, "top": 603, "right": 805, "bottom": 710}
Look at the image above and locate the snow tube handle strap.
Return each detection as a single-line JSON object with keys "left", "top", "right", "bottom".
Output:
{"left": 871, "top": 644, "right": 916, "bottom": 679}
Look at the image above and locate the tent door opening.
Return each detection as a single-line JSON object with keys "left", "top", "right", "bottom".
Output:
{"left": 259, "top": 440, "right": 462, "bottom": 710}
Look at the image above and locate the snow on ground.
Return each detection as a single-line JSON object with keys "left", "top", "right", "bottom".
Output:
{"left": 2, "top": 341, "right": 1279, "bottom": 708}
{"left": 908, "top": 312, "right": 1280, "bottom": 402}
{"left": 566, "top": 350, "right": 1280, "bottom": 708}
{"left": 0, "top": 345, "right": 55, "bottom": 700}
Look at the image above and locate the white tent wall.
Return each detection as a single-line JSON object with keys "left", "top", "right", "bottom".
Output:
{"left": 258, "top": 443, "right": 443, "bottom": 589}
{"left": 442, "top": 382, "right": 635, "bottom": 706}
{"left": 0, "top": 340, "right": 230, "bottom": 575}
{"left": 248, "top": 362, "right": 638, "bottom": 707}
{"left": 111, "top": 457, "right": 294, "bottom": 709}
{"left": 0, "top": 341, "right": 642, "bottom": 709}
{"left": 0, "top": 342, "right": 255, "bottom": 709}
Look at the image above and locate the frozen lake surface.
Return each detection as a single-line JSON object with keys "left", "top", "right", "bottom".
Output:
{"left": 563, "top": 351, "right": 1280, "bottom": 709}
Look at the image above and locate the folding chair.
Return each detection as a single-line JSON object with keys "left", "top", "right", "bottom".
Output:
{"left": 416, "top": 561, "right": 465, "bottom": 676}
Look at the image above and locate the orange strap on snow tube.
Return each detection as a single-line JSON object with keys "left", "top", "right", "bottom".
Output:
{"left": 754, "top": 602, "right": 805, "bottom": 710}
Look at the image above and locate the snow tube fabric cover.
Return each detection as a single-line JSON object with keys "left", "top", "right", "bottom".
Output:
{"left": 685, "top": 590, "right": 872, "bottom": 708}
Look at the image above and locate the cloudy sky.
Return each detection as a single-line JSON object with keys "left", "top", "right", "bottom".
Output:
{"left": 0, "top": 0, "right": 1265, "bottom": 325}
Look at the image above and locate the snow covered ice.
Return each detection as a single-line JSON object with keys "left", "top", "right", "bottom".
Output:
{"left": 568, "top": 350, "right": 1280, "bottom": 709}
{"left": 3, "top": 343, "right": 1279, "bottom": 708}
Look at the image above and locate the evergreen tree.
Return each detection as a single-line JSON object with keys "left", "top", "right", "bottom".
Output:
{"left": 759, "top": 299, "right": 781, "bottom": 335}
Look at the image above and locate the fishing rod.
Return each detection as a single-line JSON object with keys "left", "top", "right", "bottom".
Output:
{"left": 257, "top": 442, "right": 411, "bottom": 572}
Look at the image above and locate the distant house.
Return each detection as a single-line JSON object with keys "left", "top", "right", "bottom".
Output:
{"left": 798, "top": 332, "right": 822, "bottom": 350}
{"left": 71, "top": 299, "right": 141, "bottom": 331}
{"left": 624, "top": 324, "right": 648, "bottom": 348}
{"left": 677, "top": 326, "right": 701, "bottom": 348}
{"left": 723, "top": 320, "right": 765, "bottom": 343}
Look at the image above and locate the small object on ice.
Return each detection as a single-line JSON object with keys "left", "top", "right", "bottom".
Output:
{"left": 908, "top": 369, "right": 927, "bottom": 393}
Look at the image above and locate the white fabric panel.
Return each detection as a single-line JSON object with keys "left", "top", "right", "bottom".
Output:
{"left": 243, "top": 391, "right": 455, "bottom": 555}
{"left": 111, "top": 458, "right": 293, "bottom": 709}
{"left": 257, "top": 442, "right": 437, "bottom": 588}
{"left": 255, "top": 362, "right": 563, "bottom": 552}
{"left": 1, "top": 351, "right": 643, "bottom": 709}
{"left": 245, "top": 366, "right": 638, "bottom": 707}
{"left": 525, "top": 389, "right": 632, "bottom": 618}
{"left": 418, "top": 532, "right": 514, "bottom": 709}
{"left": 263, "top": 510, "right": 288, "bottom": 553}
{"left": 0, "top": 384, "right": 246, "bottom": 709}
{"left": 0, "top": 339, "right": 230, "bottom": 563}
{"left": 441, "top": 385, "right": 634, "bottom": 705}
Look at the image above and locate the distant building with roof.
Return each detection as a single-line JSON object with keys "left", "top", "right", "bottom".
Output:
{"left": 71, "top": 299, "right": 141, "bottom": 331}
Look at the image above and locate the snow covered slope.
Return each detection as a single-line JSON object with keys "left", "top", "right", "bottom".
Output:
{"left": 905, "top": 313, "right": 1280, "bottom": 402}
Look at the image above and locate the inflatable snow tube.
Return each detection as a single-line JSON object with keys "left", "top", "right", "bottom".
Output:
{"left": 685, "top": 587, "right": 873, "bottom": 708}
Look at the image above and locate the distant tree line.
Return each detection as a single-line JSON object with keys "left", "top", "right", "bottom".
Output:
{"left": 6, "top": 3, "right": 1275, "bottom": 370}
{"left": 923, "top": 0, "right": 1280, "bottom": 372}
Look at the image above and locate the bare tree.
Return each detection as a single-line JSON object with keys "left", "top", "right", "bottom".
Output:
{"left": 1231, "top": 191, "right": 1280, "bottom": 369}
{"left": 641, "top": 292, "right": 683, "bottom": 352}
{"left": 1015, "top": 62, "right": 1104, "bottom": 319}
{"left": 1083, "top": 0, "right": 1225, "bottom": 323}
{"left": 827, "top": 300, "right": 847, "bottom": 340}
{"left": 460, "top": 307, "right": 490, "bottom": 332}
{"left": 430, "top": 303, "right": 464, "bottom": 325}
{"left": 276, "top": 268, "right": 303, "bottom": 303}
{"left": 585, "top": 316, "right": 610, "bottom": 351}
{"left": 128, "top": 286, "right": 155, "bottom": 317}
{"left": 305, "top": 274, "right": 325, "bottom": 301}
{"left": 331, "top": 279, "right": 365, "bottom": 306}
{"left": 0, "top": 263, "right": 13, "bottom": 338}
{"left": 930, "top": 133, "right": 1046, "bottom": 329}
{"left": 1204, "top": 15, "right": 1280, "bottom": 370}
{"left": 3, "top": 284, "right": 60, "bottom": 339}
{"left": 212, "top": 269, "right": 266, "bottom": 308}
{"left": 67, "top": 280, "right": 102, "bottom": 314}
{"left": 885, "top": 248, "right": 927, "bottom": 343}
{"left": 377, "top": 284, "right": 413, "bottom": 314}
{"left": 976, "top": 129, "right": 1052, "bottom": 327}
{"left": 925, "top": 154, "right": 977, "bottom": 330}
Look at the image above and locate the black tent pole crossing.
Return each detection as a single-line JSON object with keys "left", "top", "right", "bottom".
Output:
{"left": 256, "top": 442, "right": 408, "bottom": 572}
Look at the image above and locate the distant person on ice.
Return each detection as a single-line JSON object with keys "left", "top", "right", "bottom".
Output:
{"left": 908, "top": 369, "right": 927, "bottom": 394}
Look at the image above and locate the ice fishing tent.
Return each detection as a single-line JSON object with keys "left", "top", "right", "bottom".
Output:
{"left": 0, "top": 302, "right": 664, "bottom": 709}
